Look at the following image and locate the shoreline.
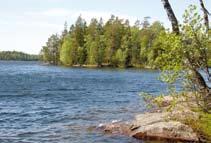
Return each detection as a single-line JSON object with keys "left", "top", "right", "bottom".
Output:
{"left": 42, "top": 62, "right": 156, "bottom": 70}
{"left": 96, "top": 93, "right": 209, "bottom": 142}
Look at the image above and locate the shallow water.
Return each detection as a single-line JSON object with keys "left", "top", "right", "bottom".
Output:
{"left": 0, "top": 61, "right": 170, "bottom": 143}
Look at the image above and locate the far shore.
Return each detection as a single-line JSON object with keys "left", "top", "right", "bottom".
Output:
{"left": 42, "top": 62, "right": 156, "bottom": 70}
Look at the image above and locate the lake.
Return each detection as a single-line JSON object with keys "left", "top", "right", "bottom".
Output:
{"left": 0, "top": 61, "right": 169, "bottom": 143}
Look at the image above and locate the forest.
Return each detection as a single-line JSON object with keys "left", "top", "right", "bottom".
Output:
{"left": 40, "top": 16, "right": 176, "bottom": 68}
{"left": 0, "top": 51, "right": 39, "bottom": 61}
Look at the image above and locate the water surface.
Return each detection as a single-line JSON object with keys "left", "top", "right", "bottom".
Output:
{"left": 0, "top": 61, "right": 168, "bottom": 143}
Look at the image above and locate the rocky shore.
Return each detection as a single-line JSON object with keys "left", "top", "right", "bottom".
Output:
{"left": 96, "top": 94, "right": 201, "bottom": 142}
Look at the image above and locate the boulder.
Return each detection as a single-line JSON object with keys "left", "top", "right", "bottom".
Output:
{"left": 130, "top": 112, "right": 198, "bottom": 142}
{"left": 131, "top": 112, "right": 169, "bottom": 130}
{"left": 131, "top": 121, "right": 199, "bottom": 142}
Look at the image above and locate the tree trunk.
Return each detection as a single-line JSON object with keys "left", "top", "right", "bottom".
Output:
{"left": 199, "top": 0, "right": 209, "bottom": 32}
{"left": 161, "top": 0, "right": 179, "bottom": 34}
{"left": 193, "top": 70, "right": 210, "bottom": 92}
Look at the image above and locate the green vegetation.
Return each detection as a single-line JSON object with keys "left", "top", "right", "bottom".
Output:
{"left": 40, "top": 16, "right": 165, "bottom": 68}
{"left": 146, "top": 2, "right": 211, "bottom": 141}
{"left": 198, "top": 112, "right": 211, "bottom": 140}
{"left": 154, "top": 4, "right": 211, "bottom": 111}
{"left": 0, "top": 51, "right": 39, "bottom": 61}
{"left": 40, "top": 34, "right": 60, "bottom": 65}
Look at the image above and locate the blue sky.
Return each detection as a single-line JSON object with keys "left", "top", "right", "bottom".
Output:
{"left": 0, "top": 0, "right": 210, "bottom": 54}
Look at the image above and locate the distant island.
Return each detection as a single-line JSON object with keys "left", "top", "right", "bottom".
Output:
{"left": 40, "top": 16, "right": 165, "bottom": 68}
{"left": 0, "top": 51, "right": 39, "bottom": 61}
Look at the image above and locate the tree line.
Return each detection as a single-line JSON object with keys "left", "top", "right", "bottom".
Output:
{"left": 0, "top": 51, "right": 39, "bottom": 61}
{"left": 40, "top": 16, "right": 167, "bottom": 68}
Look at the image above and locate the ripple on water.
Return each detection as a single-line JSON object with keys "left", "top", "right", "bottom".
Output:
{"left": 0, "top": 61, "right": 170, "bottom": 143}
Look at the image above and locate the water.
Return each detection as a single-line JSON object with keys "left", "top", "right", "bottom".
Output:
{"left": 0, "top": 61, "right": 169, "bottom": 143}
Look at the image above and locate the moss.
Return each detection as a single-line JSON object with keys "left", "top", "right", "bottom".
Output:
{"left": 184, "top": 111, "right": 211, "bottom": 141}
{"left": 198, "top": 112, "right": 211, "bottom": 140}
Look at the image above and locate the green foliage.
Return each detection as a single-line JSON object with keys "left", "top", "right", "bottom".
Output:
{"left": 77, "top": 47, "right": 87, "bottom": 65}
{"left": 152, "top": 5, "right": 209, "bottom": 86}
{"left": 41, "top": 34, "right": 60, "bottom": 65}
{"left": 85, "top": 35, "right": 98, "bottom": 65}
{"left": 115, "top": 49, "right": 126, "bottom": 67}
{"left": 40, "top": 15, "right": 165, "bottom": 67}
{"left": 74, "top": 16, "right": 86, "bottom": 48}
{"left": 153, "top": 32, "right": 183, "bottom": 72}
{"left": 60, "top": 36, "right": 72, "bottom": 66}
{"left": 0, "top": 51, "right": 39, "bottom": 61}
{"left": 96, "top": 35, "right": 106, "bottom": 66}
{"left": 182, "top": 5, "right": 209, "bottom": 70}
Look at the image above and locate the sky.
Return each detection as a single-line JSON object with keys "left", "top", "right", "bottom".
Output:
{"left": 0, "top": 0, "right": 210, "bottom": 54}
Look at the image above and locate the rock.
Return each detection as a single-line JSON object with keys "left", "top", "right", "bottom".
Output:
{"left": 97, "top": 122, "right": 131, "bottom": 136}
{"left": 131, "top": 121, "right": 199, "bottom": 142}
{"left": 131, "top": 112, "right": 169, "bottom": 130}
{"left": 130, "top": 112, "right": 199, "bottom": 142}
{"left": 97, "top": 112, "right": 199, "bottom": 142}
{"left": 97, "top": 93, "right": 201, "bottom": 142}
